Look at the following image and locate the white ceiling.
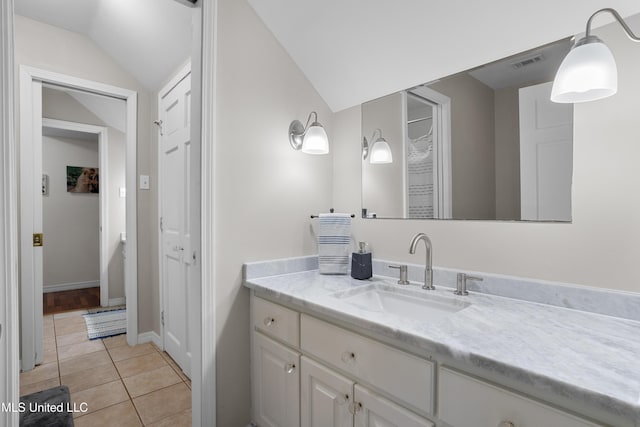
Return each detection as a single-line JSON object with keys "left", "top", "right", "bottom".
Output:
{"left": 15, "top": 0, "right": 193, "bottom": 91}
{"left": 247, "top": 0, "right": 640, "bottom": 112}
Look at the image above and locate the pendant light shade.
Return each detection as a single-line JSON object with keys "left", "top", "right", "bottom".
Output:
{"left": 551, "top": 36, "right": 617, "bottom": 103}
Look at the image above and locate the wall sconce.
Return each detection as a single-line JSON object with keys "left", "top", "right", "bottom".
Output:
{"left": 362, "top": 128, "right": 393, "bottom": 164}
{"left": 551, "top": 8, "right": 640, "bottom": 103}
{"left": 289, "top": 111, "right": 329, "bottom": 154}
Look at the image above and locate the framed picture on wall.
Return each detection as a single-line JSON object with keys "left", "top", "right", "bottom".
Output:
{"left": 67, "top": 166, "right": 99, "bottom": 193}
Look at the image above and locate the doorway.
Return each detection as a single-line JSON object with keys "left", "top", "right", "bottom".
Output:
{"left": 19, "top": 67, "right": 138, "bottom": 371}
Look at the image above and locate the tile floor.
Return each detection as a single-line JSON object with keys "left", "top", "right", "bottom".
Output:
{"left": 20, "top": 310, "right": 192, "bottom": 426}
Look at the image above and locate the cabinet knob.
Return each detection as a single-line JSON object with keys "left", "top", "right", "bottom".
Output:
{"left": 284, "top": 363, "right": 296, "bottom": 374}
{"left": 336, "top": 394, "right": 349, "bottom": 405}
{"left": 263, "top": 317, "right": 275, "bottom": 327}
{"left": 498, "top": 422, "right": 515, "bottom": 427}
{"left": 341, "top": 351, "right": 356, "bottom": 363}
{"left": 348, "top": 402, "right": 362, "bottom": 415}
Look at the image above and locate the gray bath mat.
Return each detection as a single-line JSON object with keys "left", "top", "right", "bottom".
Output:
{"left": 20, "top": 385, "right": 74, "bottom": 426}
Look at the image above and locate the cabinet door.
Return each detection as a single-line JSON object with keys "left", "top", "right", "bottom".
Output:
{"left": 354, "top": 385, "right": 434, "bottom": 427}
{"left": 252, "top": 332, "right": 300, "bottom": 427}
{"left": 301, "top": 356, "right": 354, "bottom": 427}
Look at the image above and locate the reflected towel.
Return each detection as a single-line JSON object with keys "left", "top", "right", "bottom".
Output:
{"left": 318, "top": 213, "right": 351, "bottom": 275}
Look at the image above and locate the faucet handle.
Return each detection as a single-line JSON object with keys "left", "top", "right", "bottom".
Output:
{"left": 388, "top": 265, "right": 410, "bottom": 285}
{"left": 455, "top": 273, "right": 483, "bottom": 296}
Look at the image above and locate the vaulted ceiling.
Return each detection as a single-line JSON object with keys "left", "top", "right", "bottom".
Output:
{"left": 247, "top": 0, "right": 640, "bottom": 112}
{"left": 15, "top": 0, "right": 193, "bottom": 91}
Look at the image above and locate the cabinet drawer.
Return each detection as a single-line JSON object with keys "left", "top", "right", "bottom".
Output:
{"left": 438, "top": 367, "right": 601, "bottom": 427}
{"left": 301, "top": 314, "right": 434, "bottom": 415}
{"left": 252, "top": 296, "right": 300, "bottom": 347}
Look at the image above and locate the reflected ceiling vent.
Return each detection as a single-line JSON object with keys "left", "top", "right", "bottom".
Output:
{"left": 511, "top": 53, "right": 545, "bottom": 69}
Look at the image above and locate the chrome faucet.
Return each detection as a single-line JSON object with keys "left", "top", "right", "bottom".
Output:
{"left": 409, "top": 233, "right": 435, "bottom": 290}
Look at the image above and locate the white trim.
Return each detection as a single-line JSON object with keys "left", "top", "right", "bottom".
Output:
{"left": 1, "top": 1, "right": 20, "bottom": 425}
{"left": 199, "top": 0, "right": 217, "bottom": 425}
{"left": 42, "top": 118, "right": 110, "bottom": 308}
{"left": 19, "top": 67, "right": 139, "bottom": 371}
{"left": 109, "top": 297, "right": 126, "bottom": 306}
{"left": 408, "top": 86, "right": 453, "bottom": 218}
{"left": 43, "top": 281, "right": 100, "bottom": 293}
{"left": 138, "top": 331, "right": 162, "bottom": 348}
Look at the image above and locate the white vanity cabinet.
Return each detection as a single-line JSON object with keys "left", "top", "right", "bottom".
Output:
{"left": 251, "top": 295, "right": 435, "bottom": 427}
{"left": 301, "top": 357, "right": 434, "bottom": 427}
{"left": 252, "top": 332, "right": 300, "bottom": 427}
{"left": 438, "top": 367, "right": 601, "bottom": 427}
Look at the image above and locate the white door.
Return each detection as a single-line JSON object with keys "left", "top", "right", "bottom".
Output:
{"left": 301, "top": 356, "right": 353, "bottom": 427}
{"left": 354, "top": 385, "right": 434, "bottom": 427}
{"left": 252, "top": 333, "right": 300, "bottom": 427}
{"left": 519, "top": 81, "right": 573, "bottom": 221}
{"left": 159, "top": 67, "right": 192, "bottom": 376}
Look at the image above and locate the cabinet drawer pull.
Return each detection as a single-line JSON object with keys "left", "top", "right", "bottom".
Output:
{"left": 341, "top": 351, "right": 356, "bottom": 363}
{"left": 263, "top": 317, "right": 275, "bottom": 327}
{"left": 284, "top": 363, "right": 296, "bottom": 374}
{"left": 499, "top": 422, "right": 515, "bottom": 427}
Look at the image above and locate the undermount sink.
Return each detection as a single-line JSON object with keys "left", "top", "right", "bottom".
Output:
{"left": 330, "top": 284, "right": 470, "bottom": 323}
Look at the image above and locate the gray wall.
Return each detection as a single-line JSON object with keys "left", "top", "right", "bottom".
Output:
{"left": 494, "top": 85, "right": 521, "bottom": 220}
{"left": 42, "top": 135, "right": 99, "bottom": 288}
{"left": 430, "top": 74, "right": 496, "bottom": 219}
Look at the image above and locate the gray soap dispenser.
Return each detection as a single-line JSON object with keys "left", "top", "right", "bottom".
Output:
{"left": 351, "top": 242, "right": 372, "bottom": 280}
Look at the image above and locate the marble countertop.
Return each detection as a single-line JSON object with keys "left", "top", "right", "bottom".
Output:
{"left": 244, "top": 269, "right": 640, "bottom": 423}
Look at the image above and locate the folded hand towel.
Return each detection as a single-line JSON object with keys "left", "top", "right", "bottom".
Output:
{"left": 318, "top": 213, "right": 351, "bottom": 275}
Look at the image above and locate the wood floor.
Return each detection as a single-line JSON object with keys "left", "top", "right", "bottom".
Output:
{"left": 43, "top": 287, "right": 101, "bottom": 315}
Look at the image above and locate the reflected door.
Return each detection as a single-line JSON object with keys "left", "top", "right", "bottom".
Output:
{"left": 519, "top": 81, "right": 573, "bottom": 221}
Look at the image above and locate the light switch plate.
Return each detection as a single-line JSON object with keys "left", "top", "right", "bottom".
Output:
{"left": 139, "top": 175, "right": 150, "bottom": 190}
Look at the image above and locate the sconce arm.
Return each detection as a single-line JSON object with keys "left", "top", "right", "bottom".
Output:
{"left": 586, "top": 8, "right": 640, "bottom": 42}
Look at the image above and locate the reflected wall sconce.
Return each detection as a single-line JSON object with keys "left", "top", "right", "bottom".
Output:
{"left": 551, "top": 8, "right": 640, "bottom": 103}
{"left": 289, "top": 111, "right": 329, "bottom": 154}
{"left": 362, "top": 128, "right": 393, "bottom": 164}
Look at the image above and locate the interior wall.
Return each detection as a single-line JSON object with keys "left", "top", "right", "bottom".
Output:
{"left": 361, "top": 92, "right": 405, "bottom": 217}
{"left": 15, "top": 16, "right": 157, "bottom": 333}
{"left": 494, "top": 85, "right": 521, "bottom": 220}
{"left": 42, "top": 89, "right": 126, "bottom": 300}
{"left": 42, "top": 135, "right": 99, "bottom": 288}
{"left": 331, "top": 18, "right": 640, "bottom": 293}
{"left": 430, "top": 74, "right": 496, "bottom": 219}
{"left": 214, "top": 0, "right": 333, "bottom": 424}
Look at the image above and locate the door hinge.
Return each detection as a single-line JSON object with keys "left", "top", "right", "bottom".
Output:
{"left": 161, "top": 311, "right": 164, "bottom": 326}
{"left": 160, "top": 217, "right": 163, "bottom": 232}
{"left": 33, "top": 233, "right": 43, "bottom": 247}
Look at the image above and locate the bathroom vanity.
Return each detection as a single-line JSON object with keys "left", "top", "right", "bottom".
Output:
{"left": 244, "top": 257, "right": 640, "bottom": 427}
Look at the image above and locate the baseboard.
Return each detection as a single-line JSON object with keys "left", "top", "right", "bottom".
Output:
{"left": 43, "top": 280, "right": 99, "bottom": 293}
{"left": 108, "top": 297, "right": 125, "bottom": 306}
{"left": 138, "top": 331, "right": 162, "bottom": 349}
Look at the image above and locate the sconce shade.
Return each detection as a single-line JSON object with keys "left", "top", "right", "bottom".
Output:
{"left": 370, "top": 138, "right": 393, "bottom": 164}
{"left": 551, "top": 36, "right": 617, "bottom": 103}
{"left": 302, "top": 123, "right": 329, "bottom": 154}
{"left": 289, "top": 112, "right": 329, "bottom": 155}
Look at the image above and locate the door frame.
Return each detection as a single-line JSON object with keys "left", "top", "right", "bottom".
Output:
{"left": 41, "top": 118, "right": 110, "bottom": 308}
{"left": 157, "top": 61, "right": 191, "bottom": 356}
{"left": 19, "top": 66, "right": 139, "bottom": 371}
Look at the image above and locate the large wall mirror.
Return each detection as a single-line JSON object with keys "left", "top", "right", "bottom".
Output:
{"left": 362, "top": 37, "right": 574, "bottom": 222}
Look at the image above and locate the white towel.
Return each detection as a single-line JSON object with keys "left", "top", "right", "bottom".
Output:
{"left": 318, "top": 213, "right": 351, "bottom": 275}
